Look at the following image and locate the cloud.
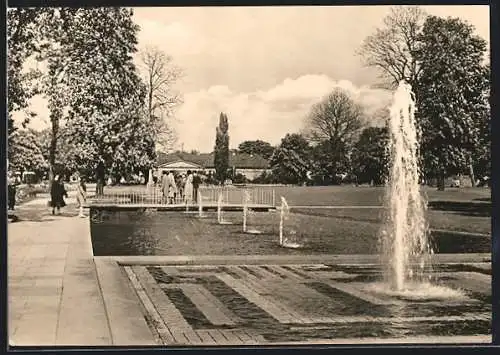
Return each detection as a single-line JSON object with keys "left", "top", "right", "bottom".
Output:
{"left": 173, "top": 74, "right": 392, "bottom": 152}
{"left": 11, "top": 74, "right": 392, "bottom": 154}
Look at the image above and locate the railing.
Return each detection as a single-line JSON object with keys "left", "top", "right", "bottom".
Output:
{"left": 87, "top": 185, "right": 276, "bottom": 207}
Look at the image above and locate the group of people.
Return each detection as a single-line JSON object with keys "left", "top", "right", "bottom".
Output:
{"left": 49, "top": 174, "right": 87, "bottom": 217}
{"left": 160, "top": 170, "right": 201, "bottom": 204}
{"left": 7, "top": 168, "right": 87, "bottom": 218}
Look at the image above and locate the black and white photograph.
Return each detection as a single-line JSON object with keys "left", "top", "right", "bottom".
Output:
{"left": 6, "top": 4, "right": 492, "bottom": 347}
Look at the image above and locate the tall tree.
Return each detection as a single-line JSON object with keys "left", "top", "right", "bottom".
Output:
{"left": 139, "top": 46, "right": 183, "bottom": 153}
{"left": 304, "top": 88, "right": 364, "bottom": 181}
{"left": 414, "top": 16, "right": 490, "bottom": 190}
{"left": 214, "top": 113, "right": 230, "bottom": 184}
{"left": 238, "top": 140, "right": 274, "bottom": 159}
{"left": 358, "top": 6, "right": 427, "bottom": 89}
{"left": 38, "top": 8, "right": 156, "bottom": 182}
{"left": 270, "top": 133, "right": 311, "bottom": 185}
{"left": 472, "top": 63, "right": 491, "bottom": 181}
{"left": 351, "top": 126, "right": 390, "bottom": 185}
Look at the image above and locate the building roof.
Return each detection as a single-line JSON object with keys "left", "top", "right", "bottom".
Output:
{"left": 156, "top": 152, "right": 269, "bottom": 169}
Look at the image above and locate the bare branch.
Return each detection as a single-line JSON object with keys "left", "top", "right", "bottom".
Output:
{"left": 304, "top": 88, "right": 364, "bottom": 148}
{"left": 357, "top": 6, "right": 427, "bottom": 88}
{"left": 138, "top": 45, "right": 183, "bottom": 152}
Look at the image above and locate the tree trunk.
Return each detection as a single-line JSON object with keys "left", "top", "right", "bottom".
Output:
{"left": 437, "top": 167, "right": 445, "bottom": 191}
{"left": 48, "top": 110, "right": 60, "bottom": 190}
{"left": 469, "top": 161, "right": 476, "bottom": 187}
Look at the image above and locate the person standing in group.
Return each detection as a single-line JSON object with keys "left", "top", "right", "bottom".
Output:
{"left": 175, "top": 173, "right": 184, "bottom": 201}
{"left": 161, "top": 171, "right": 169, "bottom": 204}
{"left": 50, "top": 175, "right": 68, "bottom": 215}
{"left": 167, "top": 170, "right": 177, "bottom": 204}
{"left": 192, "top": 171, "right": 201, "bottom": 203}
{"left": 76, "top": 176, "right": 87, "bottom": 218}
{"left": 96, "top": 158, "right": 105, "bottom": 196}
{"left": 184, "top": 170, "right": 194, "bottom": 205}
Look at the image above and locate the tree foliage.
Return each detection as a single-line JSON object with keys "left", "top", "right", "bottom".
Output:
{"left": 8, "top": 129, "right": 47, "bottom": 175}
{"left": 351, "top": 126, "right": 390, "bottom": 185}
{"left": 237, "top": 140, "right": 274, "bottom": 159}
{"left": 7, "top": 8, "right": 49, "bottom": 134}
{"left": 358, "top": 6, "right": 427, "bottom": 89}
{"left": 269, "top": 134, "right": 311, "bottom": 185}
{"left": 414, "top": 15, "right": 490, "bottom": 183}
{"left": 309, "top": 140, "right": 350, "bottom": 185}
{"left": 214, "top": 112, "right": 230, "bottom": 184}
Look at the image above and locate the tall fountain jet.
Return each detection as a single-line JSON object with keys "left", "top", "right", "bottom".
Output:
{"left": 381, "top": 80, "right": 433, "bottom": 292}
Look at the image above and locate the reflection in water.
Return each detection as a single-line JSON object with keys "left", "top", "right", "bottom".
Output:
{"left": 91, "top": 209, "right": 160, "bottom": 256}
{"left": 90, "top": 209, "right": 489, "bottom": 257}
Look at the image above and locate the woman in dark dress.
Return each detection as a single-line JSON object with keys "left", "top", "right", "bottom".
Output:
{"left": 50, "top": 175, "right": 68, "bottom": 215}
{"left": 7, "top": 171, "right": 18, "bottom": 211}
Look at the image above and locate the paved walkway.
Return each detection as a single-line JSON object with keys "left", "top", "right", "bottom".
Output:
{"left": 8, "top": 192, "right": 113, "bottom": 346}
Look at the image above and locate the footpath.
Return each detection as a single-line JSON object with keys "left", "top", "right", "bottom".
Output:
{"left": 8, "top": 192, "right": 113, "bottom": 346}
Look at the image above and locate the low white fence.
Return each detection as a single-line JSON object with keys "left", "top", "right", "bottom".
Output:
{"left": 199, "top": 186, "right": 275, "bottom": 206}
{"left": 88, "top": 185, "right": 276, "bottom": 206}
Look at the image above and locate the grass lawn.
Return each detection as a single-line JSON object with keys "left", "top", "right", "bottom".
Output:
{"left": 93, "top": 184, "right": 490, "bottom": 236}
{"left": 99, "top": 184, "right": 490, "bottom": 205}
{"left": 292, "top": 208, "right": 490, "bottom": 235}
{"left": 270, "top": 185, "right": 490, "bottom": 206}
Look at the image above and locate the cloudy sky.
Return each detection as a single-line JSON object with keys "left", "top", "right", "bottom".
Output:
{"left": 15, "top": 5, "right": 490, "bottom": 152}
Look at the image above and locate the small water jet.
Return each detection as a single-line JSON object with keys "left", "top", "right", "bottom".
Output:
{"left": 217, "top": 192, "right": 233, "bottom": 225}
{"left": 243, "top": 190, "right": 261, "bottom": 234}
{"left": 197, "top": 191, "right": 208, "bottom": 218}
{"left": 279, "top": 196, "right": 303, "bottom": 248}
{"left": 379, "top": 80, "right": 446, "bottom": 297}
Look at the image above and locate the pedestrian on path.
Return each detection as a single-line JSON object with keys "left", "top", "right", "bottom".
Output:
{"left": 76, "top": 176, "right": 87, "bottom": 218}
{"left": 7, "top": 171, "right": 19, "bottom": 211}
{"left": 96, "top": 159, "right": 105, "bottom": 196}
{"left": 50, "top": 175, "right": 68, "bottom": 215}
